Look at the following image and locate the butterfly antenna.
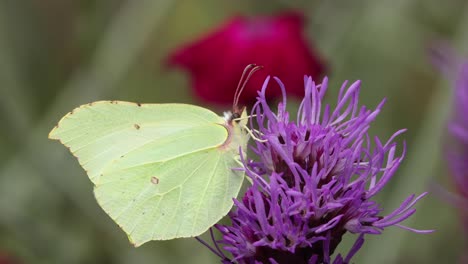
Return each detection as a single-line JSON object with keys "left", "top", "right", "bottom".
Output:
{"left": 233, "top": 64, "right": 264, "bottom": 109}
{"left": 233, "top": 64, "right": 255, "bottom": 109}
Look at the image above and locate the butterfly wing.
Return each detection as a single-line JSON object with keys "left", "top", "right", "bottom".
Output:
{"left": 49, "top": 101, "right": 244, "bottom": 246}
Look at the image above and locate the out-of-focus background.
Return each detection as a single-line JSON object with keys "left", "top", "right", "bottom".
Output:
{"left": 0, "top": 1, "right": 466, "bottom": 263}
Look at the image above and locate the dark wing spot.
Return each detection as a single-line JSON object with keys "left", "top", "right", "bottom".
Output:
{"left": 151, "top": 176, "right": 159, "bottom": 185}
{"left": 134, "top": 124, "right": 140, "bottom": 130}
{"left": 137, "top": 102, "right": 142, "bottom": 107}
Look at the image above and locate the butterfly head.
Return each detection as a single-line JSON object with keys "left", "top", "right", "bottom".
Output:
{"left": 224, "top": 106, "right": 247, "bottom": 126}
{"left": 220, "top": 64, "right": 264, "bottom": 151}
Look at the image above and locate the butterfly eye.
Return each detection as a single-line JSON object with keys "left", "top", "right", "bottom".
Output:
{"left": 232, "top": 113, "right": 241, "bottom": 123}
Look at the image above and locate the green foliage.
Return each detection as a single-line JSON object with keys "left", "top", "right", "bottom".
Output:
{"left": 0, "top": 0, "right": 465, "bottom": 263}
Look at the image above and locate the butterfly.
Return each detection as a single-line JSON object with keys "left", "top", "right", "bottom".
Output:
{"left": 49, "top": 65, "right": 262, "bottom": 246}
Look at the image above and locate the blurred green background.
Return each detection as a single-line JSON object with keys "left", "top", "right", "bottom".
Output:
{"left": 0, "top": 0, "right": 466, "bottom": 263}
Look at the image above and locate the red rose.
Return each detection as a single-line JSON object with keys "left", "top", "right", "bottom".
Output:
{"left": 168, "top": 12, "right": 326, "bottom": 105}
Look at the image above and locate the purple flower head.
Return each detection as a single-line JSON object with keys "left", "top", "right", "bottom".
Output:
{"left": 429, "top": 43, "right": 468, "bottom": 230}
{"left": 447, "top": 62, "right": 468, "bottom": 200}
{"left": 215, "top": 76, "right": 431, "bottom": 264}
{"left": 433, "top": 45, "right": 468, "bottom": 230}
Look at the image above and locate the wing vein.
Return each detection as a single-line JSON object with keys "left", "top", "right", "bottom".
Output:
{"left": 191, "top": 153, "right": 222, "bottom": 233}
{"left": 162, "top": 187, "right": 182, "bottom": 238}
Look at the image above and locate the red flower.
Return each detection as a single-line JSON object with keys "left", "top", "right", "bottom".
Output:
{"left": 168, "top": 12, "right": 326, "bottom": 105}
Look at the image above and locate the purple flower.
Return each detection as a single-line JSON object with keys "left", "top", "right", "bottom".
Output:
{"left": 447, "top": 62, "right": 468, "bottom": 202}
{"left": 432, "top": 45, "right": 468, "bottom": 232}
{"left": 429, "top": 43, "right": 468, "bottom": 232}
{"left": 215, "top": 76, "right": 431, "bottom": 264}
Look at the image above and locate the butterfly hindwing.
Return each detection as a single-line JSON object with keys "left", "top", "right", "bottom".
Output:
{"left": 95, "top": 148, "right": 242, "bottom": 245}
